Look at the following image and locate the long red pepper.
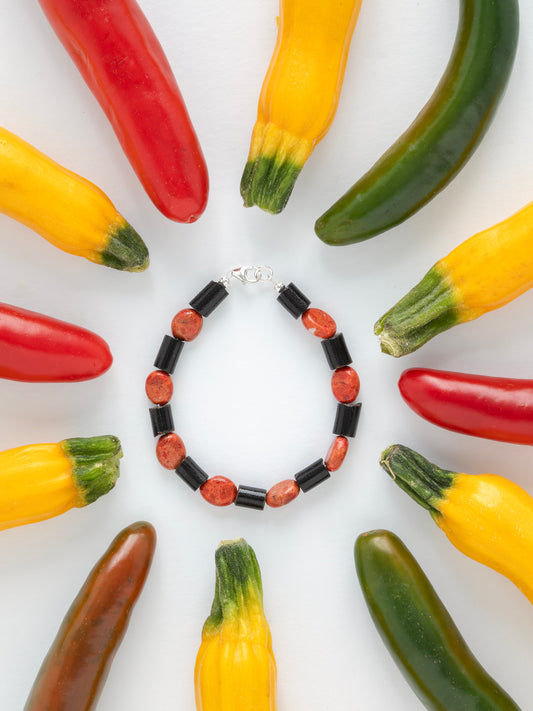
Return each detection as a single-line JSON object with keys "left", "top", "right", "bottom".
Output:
{"left": 0, "top": 302, "right": 112, "bottom": 382}
{"left": 399, "top": 367, "right": 533, "bottom": 445}
{"left": 37, "top": 0, "right": 208, "bottom": 223}
{"left": 24, "top": 522, "right": 156, "bottom": 711}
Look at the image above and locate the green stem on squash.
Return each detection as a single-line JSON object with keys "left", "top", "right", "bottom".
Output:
{"left": 374, "top": 267, "right": 459, "bottom": 357}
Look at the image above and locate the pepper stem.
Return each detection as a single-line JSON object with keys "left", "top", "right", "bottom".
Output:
{"left": 379, "top": 444, "right": 456, "bottom": 515}
{"left": 61, "top": 435, "right": 122, "bottom": 505}
{"left": 374, "top": 267, "right": 459, "bottom": 357}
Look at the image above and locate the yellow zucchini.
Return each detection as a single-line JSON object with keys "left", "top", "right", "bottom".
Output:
{"left": 375, "top": 200, "right": 533, "bottom": 356}
{"left": 381, "top": 444, "right": 533, "bottom": 604}
{"left": 241, "top": 0, "right": 363, "bottom": 214}
{"left": 0, "top": 435, "right": 122, "bottom": 530}
{"left": 195, "top": 539, "right": 277, "bottom": 711}
{"left": 0, "top": 126, "right": 148, "bottom": 270}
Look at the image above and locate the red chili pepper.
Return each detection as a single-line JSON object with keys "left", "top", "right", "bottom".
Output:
{"left": 399, "top": 367, "right": 533, "bottom": 445}
{"left": 37, "top": 0, "right": 208, "bottom": 223}
{"left": 0, "top": 303, "right": 112, "bottom": 382}
{"left": 24, "top": 521, "right": 156, "bottom": 711}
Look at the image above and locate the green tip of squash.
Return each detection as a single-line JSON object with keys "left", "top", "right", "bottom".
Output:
{"left": 204, "top": 538, "right": 264, "bottom": 634}
{"left": 379, "top": 444, "right": 455, "bottom": 513}
{"left": 101, "top": 222, "right": 149, "bottom": 272}
{"left": 374, "top": 267, "right": 460, "bottom": 357}
{"left": 62, "top": 435, "right": 123, "bottom": 505}
{"left": 240, "top": 156, "right": 302, "bottom": 214}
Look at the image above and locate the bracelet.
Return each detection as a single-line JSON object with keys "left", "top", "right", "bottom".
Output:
{"left": 145, "top": 266, "right": 362, "bottom": 511}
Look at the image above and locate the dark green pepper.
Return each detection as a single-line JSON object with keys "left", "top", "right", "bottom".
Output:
{"left": 315, "top": 0, "right": 519, "bottom": 246}
{"left": 355, "top": 529, "right": 522, "bottom": 711}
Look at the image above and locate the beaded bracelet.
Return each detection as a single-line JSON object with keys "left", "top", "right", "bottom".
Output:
{"left": 145, "top": 266, "right": 361, "bottom": 510}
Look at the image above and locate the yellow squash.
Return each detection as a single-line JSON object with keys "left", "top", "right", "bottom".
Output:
{"left": 241, "top": 0, "right": 363, "bottom": 214}
{"left": 0, "top": 435, "right": 122, "bottom": 530}
{"left": 375, "top": 200, "right": 533, "bottom": 356}
{"left": 381, "top": 444, "right": 533, "bottom": 604}
{"left": 195, "top": 538, "right": 277, "bottom": 711}
{"left": 0, "top": 126, "right": 148, "bottom": 270}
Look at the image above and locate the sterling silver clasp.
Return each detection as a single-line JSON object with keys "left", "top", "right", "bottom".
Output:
{"left": 231, "top": 265, "right": 273, "bottom": 284}
{"left": 220, "top": 265, "right": 284, "bottom": 292}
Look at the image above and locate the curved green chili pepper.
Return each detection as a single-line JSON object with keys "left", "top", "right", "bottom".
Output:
{"left": 355, "top": 529, "right": 522, "bottom": 711}
{"left": 315, "top": 0, "right": 519, "bottom": 246}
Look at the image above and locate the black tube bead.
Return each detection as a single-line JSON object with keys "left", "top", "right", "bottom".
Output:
{"left": 294, "top": 459, "right": 330, "bottom": 492}
{"left": 333, "top": 402, "right": 362, "bottom": 438}
{"left": 235, "top": 485, "right": 267, "bottom": 510}
{"left": 189, "top": 280, "right": 228, "bottom": 317}
{"left": 277, "top": 282, "right": 311, "bottom": 318}
{"left": 154, "top": 335, "right": 184, "bottom": 374}
{"left": 149, "top": 404, "right": 174, "bottom": 437}
{"left": 176, "top": 456, "right": 209, "bottom": 491}
{"left": 322, "top": 332, "right": 352, "bottom": 369}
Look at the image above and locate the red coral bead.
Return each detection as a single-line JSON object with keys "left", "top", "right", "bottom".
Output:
{"left": 266, "top": 480, "right": 300, "bottom": 508}
{"left": 171, "top": 308, "right": 203, "bottom": 341}
{"left": 325, "top": 436, "right": 348, "bottom": 472}
{"left": 332, "top": 366, "right": 360, "bottom": 403}
{"left": 145, "top": 370, "right": 173, "bottom": 405}
{"left": 200, "top": 476, "right": 237, "bottom": 506}
{"left": 302, "top": 308, "right": 336, "bottom": 339}
{"left": 156, "top": 433, "right": 186, "bottom": 469}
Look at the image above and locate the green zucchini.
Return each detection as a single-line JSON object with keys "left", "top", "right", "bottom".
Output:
{"left": 355, "top": 529, "right": 522, "bottom": 710}
{"left": 315, "top": 0, "right": 519, "bottom": 246}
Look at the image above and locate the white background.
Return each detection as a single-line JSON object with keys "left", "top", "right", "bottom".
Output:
{"left": 1, "top": 1, "right": 533, "bottom": 709}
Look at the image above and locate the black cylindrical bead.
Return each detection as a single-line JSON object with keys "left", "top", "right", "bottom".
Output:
{"left": 176, "top": 456, "right": 209, "bottom": 491}
{"left": 154, "top": 335, "right": 184, "bottom": 374}
{"left": 189, "top": 280, "right": 228, "bottom": 317}
{"left": 277, "top": 282, "right": 311, "bottom": 318}
{"left": 333, "top": 402, "right": 362, "bottom": 438}
{"left": 235, "top": 485, "right": 267, "bottom": 510}
{"left": 294, "top": 459, "right": 330, "bottom": 492}
{"left": 322, "top": 332, "right": 352, "bottom": 369}
{"left": 149, "top": 404, "right": 174, "bottom": 436}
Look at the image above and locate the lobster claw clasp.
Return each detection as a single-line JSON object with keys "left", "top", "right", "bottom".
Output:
{"left": 230, "top": 266, "right": 274, "bottom": 284}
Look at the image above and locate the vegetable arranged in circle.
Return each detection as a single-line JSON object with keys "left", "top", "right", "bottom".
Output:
{"left": 380, "top": 444, "right": 533, "bottom": 605}
{"left": 37, "top": 0, "right": 209, "bottom": 223}
{"left": 241, "top": 0, "right": 363, "bottom": 214}
{"left": 24, "top": 521, "right": 156, "bottom": 711}
{"left": 0, "top": 435, "right": 122, "bottom": 531}
{"left": 375, "top": 199, "right": 533, "bottom": 356}
{"left": 0, "top": 302, "right": 112, "bottom": 382}
{"left": 195, "top": 538, "right": 277, "bottom": 711}
{"left": 355, "top": 529, "right": 522, "bottom": 710}
{"left": 0, "top": 126, "right": 148, "bottom": 270}
{"left": 399, "top": 367, "right": 533, "bottom": 445}
{"left": 315, "top": 0, "right": 519, "bottom": 246}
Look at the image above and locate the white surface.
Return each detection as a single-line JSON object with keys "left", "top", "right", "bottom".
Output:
{"left": 1, "top": 1, "right": 533, "bottom": 709}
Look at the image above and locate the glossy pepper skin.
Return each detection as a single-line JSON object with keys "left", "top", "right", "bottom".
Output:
{"left": 315, "top": 0, "right": 519, "bottom": 246}
{"left": 24, "top": 521, "right": 156, "bottom": 711}
{"left": 0, "top": 435, "right": 122, "bottom": 531}
{"left": 375, "top": 199, "right": 533, "bottom": 357}
{"left": 0, "top": 302, "right": 112, "bottom": 382}
{"left": 37, "top": 0, "right": 208, "bottom": 223}
{"left": 355, "top": 530, "right": 522, "bottom": 711}
{"left": 0, "top": 126, "right": 148, "bottom": 270}
{"left": 195, "top": 538, "right": 277, "bottom": 711}
{"left": 399, "top": 368, "right": 533, "bottom": 445}
{"left": 240, "top": 0, "right": 363, "bottom": 214}
{"left": 380, "top": 444, "right": 533, "bottom": 605}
